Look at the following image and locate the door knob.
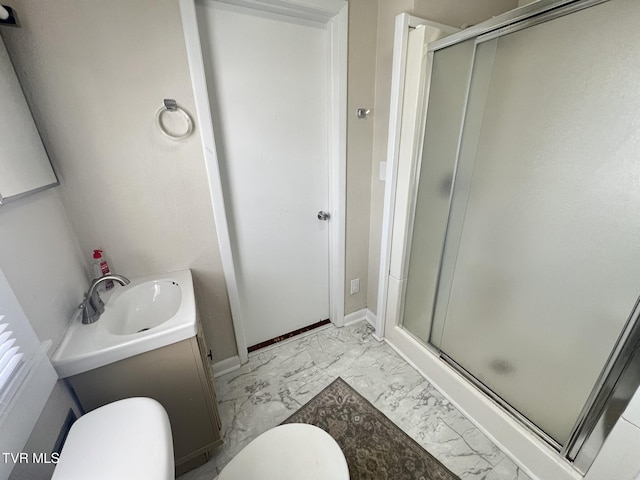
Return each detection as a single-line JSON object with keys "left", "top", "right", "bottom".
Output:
{"left": 317, "top": 211, "right": 330, "bottom": 221}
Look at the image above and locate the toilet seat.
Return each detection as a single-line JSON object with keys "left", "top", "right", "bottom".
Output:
{"left": 51, "top": 397, "right": 174, "bottom": 480}
{"left": 218, "top": 423, "right": 349, "bottom": 480}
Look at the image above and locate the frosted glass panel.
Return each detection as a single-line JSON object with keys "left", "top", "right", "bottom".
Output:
{"left": 438, "top": 0, "right": 640, "bottom": 445}
{"left": 402, "top": 40, "right": 475, "bottom": 343}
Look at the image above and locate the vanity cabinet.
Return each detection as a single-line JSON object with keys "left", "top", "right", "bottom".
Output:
{"left": 66, "top": 321, "right": 222, "bottom": 475}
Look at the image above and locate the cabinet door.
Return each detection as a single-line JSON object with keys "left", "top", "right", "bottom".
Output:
{"left": 67, "top": 339, "right": 219, "bottom": 465}
{"left": 195, "top": 321, "right": 222, "bottom": 432}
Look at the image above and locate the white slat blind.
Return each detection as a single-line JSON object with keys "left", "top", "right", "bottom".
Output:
{"left": 0, "top": 318, "right": 24, "bottom": 394}
{"left": 0, "top": 267, "right": 57, "bottom": 480}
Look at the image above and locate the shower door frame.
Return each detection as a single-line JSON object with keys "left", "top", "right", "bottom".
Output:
{"left": 376, "top": 13, "right": 459, "bottom": 339}
{"left": 379, "top": 0, "right": 638, "bottom": 478}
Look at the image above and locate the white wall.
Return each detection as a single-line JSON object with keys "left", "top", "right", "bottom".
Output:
{"left": 1, "top": 0, "right": 237, "bottom": 361}
{"left": 0, "top": 190, "right": 86, "bottom": 348}
{"left": 0, "top": 128, "right": 89, "bottom": 480}
{"left": 0, "top": 89, "right": 87, "bottom": 480}
{"left": 290, "top": 0, "right": 345, "bottom": 12}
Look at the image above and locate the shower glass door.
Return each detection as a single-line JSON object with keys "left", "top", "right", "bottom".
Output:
{"left": 403, "top": 0, "right": 640, "bottom": 448}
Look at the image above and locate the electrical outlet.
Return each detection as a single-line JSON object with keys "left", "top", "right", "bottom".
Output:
{"left": 350, "top": 278, "right": 360, "bottom": 295}
{"left": 379, "top": 161, "right": 387, "bottom": 181}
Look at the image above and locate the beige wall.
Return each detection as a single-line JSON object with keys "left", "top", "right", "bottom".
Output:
{"left": 413, "top": 0, "right": 521, "bottom": 27}
{"left": 345, "top": 0, "right": 378, "bottom": 315}
{"left": 2, "top": 0, "right": 237, "bottom": 361}
{"left": 365, "top": 0, "right": 520, "bottom": 314}
{"left": 1, "top": 0, "right": 522, "bottom": 363}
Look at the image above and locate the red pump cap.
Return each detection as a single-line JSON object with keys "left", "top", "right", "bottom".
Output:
{"left": 93, "top": 249, "right": 103, "bottom": 259}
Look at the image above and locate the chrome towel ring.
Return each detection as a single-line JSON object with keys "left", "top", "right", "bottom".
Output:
{"left": 155, "top": 99, "right": 194, "bottom": 141}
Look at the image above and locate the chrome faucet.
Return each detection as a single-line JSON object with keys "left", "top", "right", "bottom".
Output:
{"left": 81, "top": 274, "right": 131, "bottom": 324}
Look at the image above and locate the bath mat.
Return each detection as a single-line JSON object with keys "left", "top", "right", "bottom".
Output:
{"left": 282, "top": 377, "right": 459, "bottom": 480}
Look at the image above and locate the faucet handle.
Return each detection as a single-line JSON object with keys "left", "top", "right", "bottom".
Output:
{"left": 94, "top": 291, "right": 105, "bottom": 314}
{"left": 79, "top": 292, "right": 88, "bottom": 309}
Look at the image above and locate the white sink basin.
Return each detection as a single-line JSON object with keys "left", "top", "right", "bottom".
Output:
{"left": 52, "top": 269, "right": 196, "bottom": 378}
{"left": 106, "top": 280, "right": 182, "bottom": 336}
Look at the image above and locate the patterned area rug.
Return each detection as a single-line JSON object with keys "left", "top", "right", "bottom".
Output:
{"left": 282, "top": 377, "right": 459, "bottom": 480}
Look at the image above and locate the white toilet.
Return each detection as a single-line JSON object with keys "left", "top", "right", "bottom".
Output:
{"left": 217, "top": 423, "right": 350, "bottom": 480}
{"left": 51, "top": 397, "right": 174, "bottom": 480}
{"left": 52, "top": 398, "right": 349, "bottom": 480}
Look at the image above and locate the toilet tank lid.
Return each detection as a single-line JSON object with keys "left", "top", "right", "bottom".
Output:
{"left": 51, "top": 397, "right": 174, "bottom": 480}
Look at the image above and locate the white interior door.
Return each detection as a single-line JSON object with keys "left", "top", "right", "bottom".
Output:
{"left": 197, "top": 1, "right": 330, "bottom": 347}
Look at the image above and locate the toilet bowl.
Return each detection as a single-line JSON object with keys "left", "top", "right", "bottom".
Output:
{"left": 52, "top": 398, "right": 348, "bottom": 480}
{"left": 51, "top": 397, "right": 174, "bottom": 480}
{"left": 217, "top": 423, "right": 350, "bottom": 480}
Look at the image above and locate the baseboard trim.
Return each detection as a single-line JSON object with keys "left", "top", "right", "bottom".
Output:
{"left": 212, "top": 355, "right": 242, "bottom": 378}
{"left": 344, "top": 308, "right": 378, "bottom": 332}
{"left": 343, "top": 308, "right": 367, "bottom": 326}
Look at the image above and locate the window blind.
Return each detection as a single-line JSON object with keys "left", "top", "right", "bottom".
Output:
{"left": 0, "top": 318, "right": 24, "bottom": 395}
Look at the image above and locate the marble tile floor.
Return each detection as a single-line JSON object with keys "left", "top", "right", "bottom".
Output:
{"left": 178, "top": 321, "right": 532, "bottom": 480}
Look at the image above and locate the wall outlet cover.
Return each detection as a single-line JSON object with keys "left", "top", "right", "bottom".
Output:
{"left": 350, "top": 278, "right": 360, "bottom": 295}
{"left": 379, "top": 161, "right": 387, "bottom": 181}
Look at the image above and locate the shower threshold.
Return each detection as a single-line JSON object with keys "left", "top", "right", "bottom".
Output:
{"left": 440, "top": 353, "right": 563, "bottom": 452}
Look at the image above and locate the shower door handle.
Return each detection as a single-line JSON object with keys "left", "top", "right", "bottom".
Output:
{"left": 317, "top": 211, "right": 330, "bottom": 221}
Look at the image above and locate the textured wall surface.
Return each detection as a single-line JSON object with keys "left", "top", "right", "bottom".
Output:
{"left": 2, "top": 0, "right": 237, "bottom": 361}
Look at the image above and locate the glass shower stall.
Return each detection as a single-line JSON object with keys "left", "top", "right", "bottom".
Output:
{"left": 387, "top": 0, "right": 640, "bottom": 474}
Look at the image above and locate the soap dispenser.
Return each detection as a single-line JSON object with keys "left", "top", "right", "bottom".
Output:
{"left": 92, "top": 249, "right": 114, "bottom": 291}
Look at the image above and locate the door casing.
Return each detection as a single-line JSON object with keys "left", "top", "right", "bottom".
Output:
{"left": 179, "top": 0, "right": 347, "bottom": 363}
